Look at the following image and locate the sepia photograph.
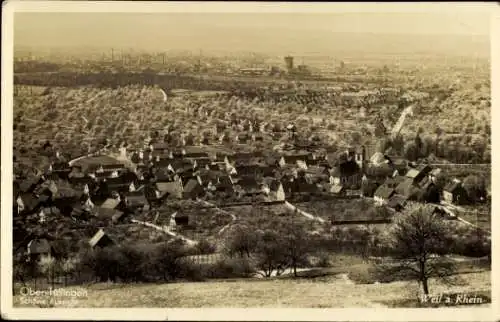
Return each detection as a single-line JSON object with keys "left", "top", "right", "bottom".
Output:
{"left": 1, "top": 1, "right": 498, "bottom": 320}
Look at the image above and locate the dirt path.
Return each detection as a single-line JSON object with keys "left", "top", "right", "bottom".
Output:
{"left": 284, "top": 201, "right": 326, "bottom": 223}
{"left": 68, "top": 144, "right": 111, "bottom": 166}
{"left": 196, "top": 198, "right": 237, "bottom": 234}
{"left": 391, "top": 105, "right": 414, "bottom": 137}
{"left": 131, "top": 218, "right": 197, "bottom": 246}
{"left": 159, "top": 88, "right": 167, "bottom": 102}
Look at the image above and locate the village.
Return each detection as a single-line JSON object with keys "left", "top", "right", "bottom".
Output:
{"left": 15, "top": 121, "right": 488, "bottom": 262}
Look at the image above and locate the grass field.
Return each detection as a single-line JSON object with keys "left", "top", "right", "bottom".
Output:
{"left": 152, "top": 201, "right": 234, "bottom": 242}
{"left": 13, "top": 270, "right": 490, "bottom": 308}
{"left": 224, "top": 203, "right": 325, "bottom": 233}
{"left": 294, "top": 199, "right": 383, "bottom": 222}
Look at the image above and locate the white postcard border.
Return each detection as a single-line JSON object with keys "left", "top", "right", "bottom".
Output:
{"left": 1, "top": 1, "right": 499, "bottom": 321}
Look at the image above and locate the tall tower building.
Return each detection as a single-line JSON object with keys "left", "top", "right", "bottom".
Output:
{"left": 284, "top": 56, "right": 294, "bottom": 73}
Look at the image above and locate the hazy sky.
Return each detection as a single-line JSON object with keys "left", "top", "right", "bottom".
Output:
{"left": 14, "top": 10, "right": 491, "bottom": 55}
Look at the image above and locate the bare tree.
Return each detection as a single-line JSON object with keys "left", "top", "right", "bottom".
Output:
{"left": 281, "top": 220, "right": 311, "bottom": 277}
{"left": 224, "top": 225, "right": 259, "bottom": 258}
{"left": 255, "top": 230, "right": 287, "bottom": 278}
{"left": 381, "top": 203, "right": 455, "bottom": 296}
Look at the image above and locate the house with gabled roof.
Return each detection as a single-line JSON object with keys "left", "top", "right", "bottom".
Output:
{"left": 252, "top": 133, "right": 264, "bottom": 142}
{"left": 387, "top": 195, "right": 407, "bottom": 212}
{"left": 16, "top": 193, "right": 48, "bottom": 216}
{"left": 235, "top": 133, "right": 251, "bottom": 144}
{"left": 89, "top": 229, "right": 115, "bottom": 249}
{"left": 156, "top": 180, "right": 183, "bottom": 199}
{"left": 19, "top": 176, "right": 44, "bottom": 194}
{"left": 261, "top": 178, "right": 286, "bottom": 201}
{"left": 443, "top": 178, "right": 467, "bottom": 205}
{"left": 184, "top": 152, "right": 210, "bottom": 160}
{"left": 144, "top": 182, "right": 169, "bottom": 207}
{"left": 27, "top": 238, "right": 53, "bottom": 262}
{"left": 182, "top": 179, "right": 204, "bottom": 200}
{"left": 235, "top": 176, "right": 263, "bottom": 197}
{"left": 304, "top": 165, "right": 329, "bottom": 182}
{"left": 323, "top": 183, "right": 345, "bottom": 196}
{"left": 167, "top": 160, "right": 194, "bottom": 174}
{"left": 69, "top": 175, "right": 97, "bottom": 192}
{"left": 154, "top": 157, "right": 173, "bottom": 168}
{"left": 94, "top": 197, "right": 125, "bottom": 224}
{"left": 124, "top": 191, "right": 147, "bottom": 210}
{"left": 292, "top": 181, "right": 318, "bottom": 195}
{"left": 279, "top": 154, "right": 310, "bottom": 169}
{"left": 151, "top": 142, "right": 170, "bottom": 152}
{"left": 154, "top": 168, "right": 174, "bottom": 183}
{"left": 405, "top": 164, "right": 432, "bottom": 185}
{"left": 104, "top": 177, "right": 137, "bottom": 194}
{"left": 192, "top": 157, "right": 212, "bottom": 169}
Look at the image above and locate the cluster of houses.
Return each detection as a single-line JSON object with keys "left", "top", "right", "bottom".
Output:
{"left": 14, "top": 141, "right": 470, "bottom": 258}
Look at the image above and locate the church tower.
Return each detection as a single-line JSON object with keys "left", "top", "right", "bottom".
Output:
{"left": 355, "top": 146, "right": 366, "bottom": 172}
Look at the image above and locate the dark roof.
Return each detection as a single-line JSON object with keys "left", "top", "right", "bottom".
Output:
{"left": 19, "top": 193, "right": 43, "bottom": 211}
{"left": 374, "top": 185, "right": 395, "bottom": 199}
{"left": 184, "top": 152, "right": 209, "bottom": 159}
{"left": 155, "top": 169, "right": 174, "bottom": 182}
{"left": 95, "top": 171, "right": 116, "bottom": 178}
{"left": 269, "top": 180, "right": 283, "bottom": 192}
{"left": 281, "top": 154, "right": 310, "bottom": 164}
{"left": 193, "top": 158, "right": 212, "bottom": 167}
{"left": 152, "top": 143, "right": 170, "bottom": 150}
{"left": 331, "top": 160, "right": 360, "bottom": 177}
{"left": 101, "top": 163, "right": 125, "bottom": 170}
{"left": 154, "top": 158, "right": 172, "bottom": 167}
{"left": 69, "top": 176, "right": 96, "bottom": 187}
{"left": 444, "top": 180, "right": 463, "bottom": 193}
{"left": 13, "top": 182, "right": 20, "bottom": 199}
{"left": 105, "top": 176, "right": 133, "bottom": 186}
{"left": 294, "top": 182, "right": 318, "bottom": 193}
{"left": 235, "top": 165, "right": 264, "bottom": 176}
{"left": 125, "top": 193, "right": 147, "bottom": 207}
{"left": 27, "top": 239, "right": 51, "bottom": 255}
{"left": 416, "top": 164, "right": 432, "bottom": 174}
{"left": 169, "top": 160, "right": 193, "bottom": 172}
{"left": 19, "top": 177, "right": 41, "bottom": 193}
{"left": 237, "top": 176, "right": 260, "bottom": 190}
{"left": 218, "top": 175, "right": 234, "bottom": 186}
{"left": 387, "top": 195, "right": 407, "bottom": 209}
{"left": 305, "top": 166, "right": 328, "bottom": 176}
{"left": 52, "top": 162, "right": 70, "bottom": 171}
{"left": 232, "top": 151, "right": 264, "bottom": 160}
{"left": 197, "top": 174, "right": 213, "bottom": 186}
{"left": 418, "top": 176, "right": 433, "bottom": 190}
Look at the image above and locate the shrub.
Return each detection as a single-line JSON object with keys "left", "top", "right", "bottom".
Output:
{"left": 196, "top": 239, "right": 217, "bottom": 255}
{"left": 205, "top": 257, "right": 255, "bottom": 279}
{"left": 315, "top": 252, "right": 332, "bottom": 268}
